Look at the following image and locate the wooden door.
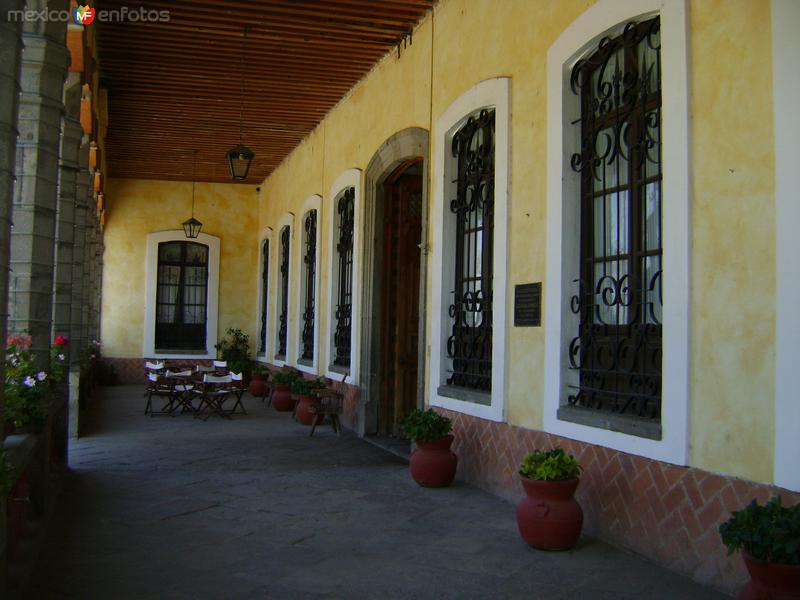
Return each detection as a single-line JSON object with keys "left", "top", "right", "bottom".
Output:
{"left": 379, "top": 162, "right": 423, "bottom": 437}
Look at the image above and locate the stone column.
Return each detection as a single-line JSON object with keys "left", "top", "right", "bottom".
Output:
{"left": 0, "top": 0, "right": 26, "bottom": 589}
{"left": 53, "top": 74, "right": 81, "bottom": 345}
{"left": 67, "top": 145, "right": 88, "bottom": 438}
{"left": 8, "top": 1, "right": 70, "bottom": 367}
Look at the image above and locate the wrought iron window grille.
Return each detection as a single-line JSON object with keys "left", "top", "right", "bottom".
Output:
{"left": 333, "top": 187, "right": 355, "bottom": 367}
{"left": 567, "top": 17, "right": 663, "bottom": 421}
{"left": 276, "top": 226, "right": 290, "bottom": 358}
{"left": 300, "top": 210, "right": 317, "bottom": 361}
{"left": 445, "top": 108, "right": 495, "bottom": 393}
{"left": 258, "top": 240, "right": 269, "bottom": 353}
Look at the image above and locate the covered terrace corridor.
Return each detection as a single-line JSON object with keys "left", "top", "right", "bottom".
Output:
{"left": 25, "top": 385, "right": 724, "bottom": 599}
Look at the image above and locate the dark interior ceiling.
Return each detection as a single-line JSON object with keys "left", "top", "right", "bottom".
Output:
{"left": 94, "top": 0, "right": 434, "bottom": 184}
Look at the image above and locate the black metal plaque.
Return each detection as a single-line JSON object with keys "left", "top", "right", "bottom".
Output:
{"left": 514, "top": 283, "right": 541, "bottom": 327}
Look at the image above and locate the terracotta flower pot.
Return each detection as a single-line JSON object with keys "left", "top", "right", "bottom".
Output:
{"left": 271, "top": 384, "right": 294, "bottom": 411}
{"left": 737, "top": 554, "right": 800, "bottom": 600}
{"left": 516, "top": 477, "right": 583, "bottom": 550}
{"left": 409, "top": 435, "right": 457, "bottom": 487}
{"left": 295, "top": 394, "right": 319, "bottom": 425}
{"left": 248, "top": 374, "right": 268, "bottom": 397}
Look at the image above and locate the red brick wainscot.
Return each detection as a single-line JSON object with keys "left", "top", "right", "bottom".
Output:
{"left": 437, "top": 408, "right": 800, "bottom": 597}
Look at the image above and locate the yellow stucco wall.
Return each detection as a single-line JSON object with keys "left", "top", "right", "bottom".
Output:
{"left": 102, "top": 178, "right": 258, "bottom": 358}
{"left": 101, "top": 0, "right": 778, "bottom": 484}
{"left": 255, "top": 0, "right": 778, "bottom": 483}
{"left": 688, "top": 0, "right": 775, "bottom": 481}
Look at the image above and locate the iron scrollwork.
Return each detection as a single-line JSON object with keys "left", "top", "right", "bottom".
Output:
{"left": 333, "top": 187, "right": 354, "bottom": 367}
{"left": 259, "top": 240, "right": 269, "bottom": 353}
{"left": 276, "top": 226, "right": 290, "bottom": 358}
{"left": 300, "top": 210, "right": 317, "bottom": 361}
{"left": 446, "top": 108, "right": 495, "bottom": 392}
{"left": 567, "top": 17, "right": 663, "bottom": 420}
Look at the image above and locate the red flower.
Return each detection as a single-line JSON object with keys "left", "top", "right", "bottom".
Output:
{"left": 53, "top": 335, "right": 69, "bottom": 347}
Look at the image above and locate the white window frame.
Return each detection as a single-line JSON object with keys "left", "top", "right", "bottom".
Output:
{"left": 773, "top": 0, "right": 800, "bottom": 492}
{"left": 543, "top": 0, "right": 690, "bottom": 465}
{"left": 325, "top": 168, "right": 362, "bottom": 382}
{"left": 255, "top": 227, "right": 272, "bottom": 362}
{"left": 271, "top": 213, "right": 294, "bottom": 367}
{"left": 294, "top": 195, "right": 322, "bottom": 374}
{"left": 143, "top": 230, "right": 220, "bottom": 359}
{"left": 429, "top": 77, "right": 510, "bottom": 423}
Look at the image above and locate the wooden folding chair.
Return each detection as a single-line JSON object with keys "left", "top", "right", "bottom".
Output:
{"left": 309, "top": 386, "right": 344, "bottom": 436}
{"left": 194, "top": 373, "right": 234, "bottom": 420}
{"left": 168, "top": 369, "right": 197, "bottom": 414}
{"left": 144, "top": 371, "right": 174, "bottom": 416}
{"left": 225, "top": 372, "right": 247, "bottom": 415}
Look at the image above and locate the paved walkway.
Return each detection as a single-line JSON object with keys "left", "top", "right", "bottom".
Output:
{"left": 28, "top": 386, "right": 728, "bottom": 599}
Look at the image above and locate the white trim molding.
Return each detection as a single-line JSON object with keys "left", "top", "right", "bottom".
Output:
{"left": 429, "top": 77, "right": 510, "bottom": 423}
{"left": 543, "top": 0, "right": 690, "bottom": 465}
{"left": 325, "top": 168, "right": 362, "bottom": 382}
{"left": 271, "top": 213, "right": 294, "bottom": 367}
{"left": 255, "top": 227, "right": 273, "bottom": 362}
{"left": 294, "top": 195, "right": 322, "bottom": 374}
{"left": 772, "top": 0, "right": 800, "bottom": 492}
{"left": 143, "top": 230, "right": 221, "bottom": 359}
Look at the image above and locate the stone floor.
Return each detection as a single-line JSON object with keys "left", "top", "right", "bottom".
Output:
{"left": 27, "top": 385, "right": 730, "bottom": 599}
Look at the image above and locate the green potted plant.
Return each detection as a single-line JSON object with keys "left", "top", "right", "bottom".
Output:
{"left": 292, "top": 377, "right": 326, "bottom": 425}
{"left": 271, "top": 370, "right": 300, "bottom": 411}
{"left": 516, "top": 447, "right": 583, "bottom": 550}
{"left": 402, "top": 408, "right": 457, "bottom": 488}
{"left": 719, "top": 496, "right": 800, "bottom": 599}
{"left": 249, "top": 363, "right": 269, "bottom": 397}
{"left": 214, "top": 328, "right": 252, "bottom": 378}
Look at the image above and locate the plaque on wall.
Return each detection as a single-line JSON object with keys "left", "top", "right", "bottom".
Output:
{"left": 514, "top": 282, "right": 541, "bottom": 327}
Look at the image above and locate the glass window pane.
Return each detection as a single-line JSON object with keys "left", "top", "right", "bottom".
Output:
{"left": 185, "top": 243, "right": 208, "bottom": 265}
{"left": 642, "top": 182, "right": 661, "bottom": 251}
{"left": 159, "top": 242, "right": 181, "bottom": 262}
{"left": 593, "top": 190, "right": 629, "bottom": 257}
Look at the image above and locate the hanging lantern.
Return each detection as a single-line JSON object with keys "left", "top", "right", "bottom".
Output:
{"left": 182, "top": 151, "right": 202, "bottom": 238}
{"left": 226, "top": 143, "right": 255, "bottom": 181}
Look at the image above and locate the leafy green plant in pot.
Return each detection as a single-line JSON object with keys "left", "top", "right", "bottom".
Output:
{"left": 248, "top": 363, "right": 269, "bottom": 398}
{"left": 403, "top": 408, "right": 457, "bottom": 488}
{"left": 270, "top": 370, "right": 300, "bottom": 411}
{"left": 214, "top": 328, "right": 252, "bottom": 378}
{"left": 292, "top": 377, "right": 326, "bottom": 426}
{"left": 516, "top": 447, "right": 583, "bottom": 551}
{"left": 719, "top": 496, "right": 800, "bottom": 599}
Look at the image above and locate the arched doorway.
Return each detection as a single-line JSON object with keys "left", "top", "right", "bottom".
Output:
{"left": 359, "top": 128, "right": 429, "bottom": 438}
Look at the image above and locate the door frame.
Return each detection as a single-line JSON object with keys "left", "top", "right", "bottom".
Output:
{"left": 359, "top": 127, "right": 429, "bottom": 437}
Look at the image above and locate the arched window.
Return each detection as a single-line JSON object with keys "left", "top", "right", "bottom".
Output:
{"left": 568, "top": 17, "right": 663, "bottom": 421}
{"left": 299, "top": 209, "right": 317, "bottom": 362}
{"left": 155, "top": 241, "right": 209, "bottom": 351}
{"left": 258, "top": 238, "right": 269, "bottom": 354}
{"left": 332, "top": 187, "right": 355, "bottom": 368}
{"left": 447, "top": 109, "right": 495, "bottom": 392}
{"left": 276, "top": 225, "right": 290, "bottom": 360}
{"left": 144, "top": 231, "right": 220, "bottom": 359}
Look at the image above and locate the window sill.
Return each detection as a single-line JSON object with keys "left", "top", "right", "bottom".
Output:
{"left": 437, "top": 385, "right": 491, "bottom": 406}
{"left": 557, "top": 405, "right": 662, "bottom": 441}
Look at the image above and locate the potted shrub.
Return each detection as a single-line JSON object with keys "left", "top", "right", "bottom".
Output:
{"left": 292, "top": 377, "right": 326, "bottom": 425}
{"left": 719, "top": 496, "right": 800, "bottom": 599}
{"left": 214, "top": 328, "right": 252, "bottom": 379}
{"left": 271, "top": 370, "right": 299, "bottom": 411}
{"left": 516, "top": 447, "right": 583, "bottom": 550}
{"left": 249, "top": 363, "right": 269, "bottom": 397}
{"left": 402, "top": 408, "right": 457, "bottom": 488}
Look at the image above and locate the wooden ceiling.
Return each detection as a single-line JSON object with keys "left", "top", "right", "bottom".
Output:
{"left": 94, "top": 0, "right": 434, "bottom": 184}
